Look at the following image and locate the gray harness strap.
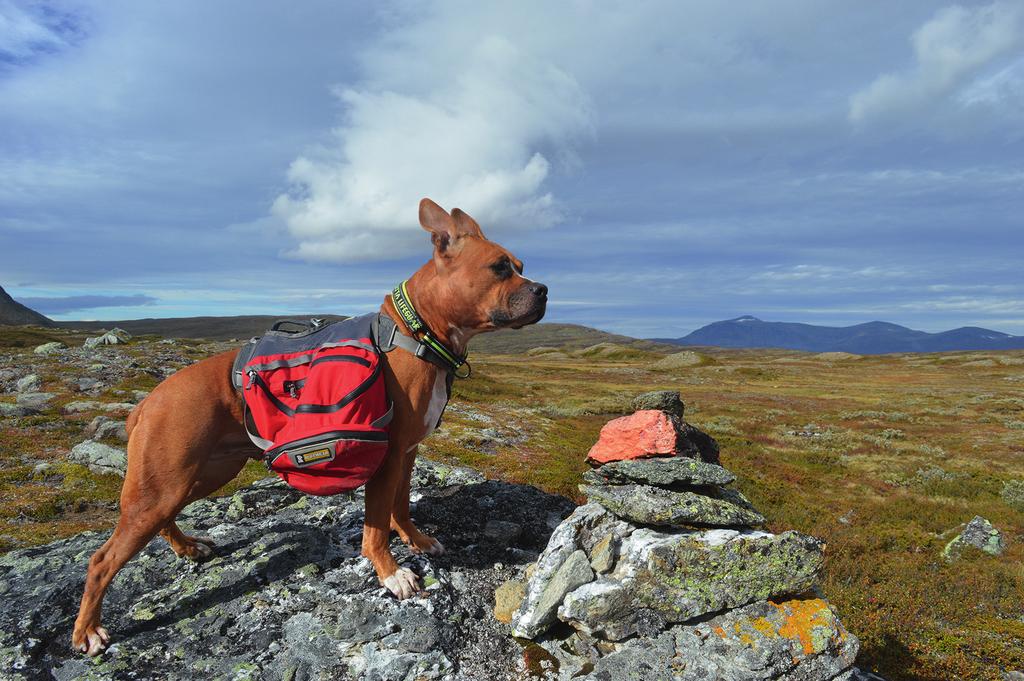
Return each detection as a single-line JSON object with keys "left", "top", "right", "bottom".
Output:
{"left": 372, "top": 313, "right": 454, "bottom": 429}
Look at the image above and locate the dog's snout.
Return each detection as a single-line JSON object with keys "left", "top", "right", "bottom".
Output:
{"left": 529, "top": 282, "right": 548, "bottom": 298}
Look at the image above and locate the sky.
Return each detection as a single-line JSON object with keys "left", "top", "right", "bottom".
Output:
{"left": 1, "top": 1, "right": 1022, "bottom": 338}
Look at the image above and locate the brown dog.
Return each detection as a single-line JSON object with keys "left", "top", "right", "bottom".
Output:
{"left": 71, "top": 198, "right": 548, "bottom": 656}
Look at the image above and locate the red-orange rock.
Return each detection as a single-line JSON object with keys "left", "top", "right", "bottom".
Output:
{"left": 586, "top": 410, "right": 682, "bottom": 464}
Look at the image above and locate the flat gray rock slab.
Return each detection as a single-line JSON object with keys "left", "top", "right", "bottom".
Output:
{"left": 581, "top": 482, "right": 765, "bottom": 528}
{"left": 559, "top": 528, "right": 825, "bottom": 641}
{"left": 584, "top": 456, "right": 735, "bottom": 488}
{"left": 68, "top": 441, "right": 128, "bottom": 476}
{"left": 568, "top": 597, "right": 859, "bottom": 681}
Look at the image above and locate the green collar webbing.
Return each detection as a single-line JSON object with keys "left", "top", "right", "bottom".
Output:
{"left": 390, "top": 280, "right": 470, "bottom": 377}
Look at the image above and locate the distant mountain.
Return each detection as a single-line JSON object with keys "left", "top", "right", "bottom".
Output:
{"left": 58, "top": 315, "right": 671, "bottom": 354}
{"left": 0, "top": 286, "right": 54, "bottom": 327}
{"left": 654, "top": 316, "right": 1024, "bottom": 354}
{"left": 62, "top": 315, "right": 349, "bottom": 341}
{"left": 471, "top": 323, "right": 674, "bottom": 354}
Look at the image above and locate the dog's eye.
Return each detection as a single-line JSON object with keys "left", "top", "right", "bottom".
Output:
{"left": 490, "top": 259, "right": 513, "bottom": 280}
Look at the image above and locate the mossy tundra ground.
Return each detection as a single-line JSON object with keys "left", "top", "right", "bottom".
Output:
{"left": 1, "top": 330, "right": 1022, "bottom": 680}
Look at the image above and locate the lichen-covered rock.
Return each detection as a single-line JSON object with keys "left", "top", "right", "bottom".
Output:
{"left": 34, "top": 342, "right": 67, "bottom": 356}
{"left": 68, "top": 441, "right": 127, "bottom": 476}
{"left": 631, "top": 390, "right": 684, "bottom": 418}
{"left": 62, "top": 400, "right": 135, "bottom": 415}
{"left": 494, "top": 579, "right": 528, "bottom": 624}
{"left": 0, "top": 459, "right": 575, "bottom": 681}
{"left": 943, "top": 515, "right": 1005, "bottom": 559}
{"left": 586, "top": 410, "right": 686, "bottom": 464}
{"left": 566, "top": 597, "right": 858, "bottom": 681}
{"left": 559, "top": 528, "right": 824, "bottom": 640}
{"left": 581, "top": 483, "right": 765, "bottom": 528}
{"left": 75, "top": 377, "right": 103, "bottom": 392}
{"left": 1001, "top": 480, "right": 1024, "bottom": 511}
{"left": 584, "top": 456, "right": 735, "bottom": 488}
{"left": 15, "top": 391, "right": 55, "bottom": 412}
{"left": 84, "top": 416, "right": 129, "bottom": 443}
{"left": 16, "top": 373, "right": 42, "bottom": 392}
{"left": 0, "top": 402, "right": 31, "bottom": 418}
{"left": 83, "top": 328, "right": 132, "bottom": 348}
{"left": 62, "top": 400, "right": 101, "bottom": 414}
{"left": 511, "top": 504, "right": 633, "bottom": 639}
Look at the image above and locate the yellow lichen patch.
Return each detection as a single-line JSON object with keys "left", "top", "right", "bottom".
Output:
{"left": 770, "top": 598, "right": 834, "bottom": 656}
{"left": 712, "top": 625, "right": 727, "bottom": 638}
{"left": 749, "top": 616, "right": 779, "bottom": 638}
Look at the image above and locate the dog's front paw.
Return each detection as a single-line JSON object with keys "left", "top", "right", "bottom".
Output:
{"left": 382, "top": 567, "right": 421, "bottom": 600}
{"left": 72, "top": 624, "right": 110, "bottom": 657}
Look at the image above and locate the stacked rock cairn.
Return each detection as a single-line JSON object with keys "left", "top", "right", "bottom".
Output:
{"left": 504, "top": 391, "right": 861, "bottom": 680}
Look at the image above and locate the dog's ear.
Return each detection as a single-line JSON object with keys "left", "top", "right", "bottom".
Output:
{"left": 419, "top": 198, "right": 457, "bottom": 252}
{"left": 419, "top": 199, "right": 483, "bottom": 254}
{"left": 450, "top": 208, "right": 484, "bottom": 239}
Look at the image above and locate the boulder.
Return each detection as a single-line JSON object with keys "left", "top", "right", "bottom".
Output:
{"left": 62, "top": 401, "right": 101, "bottom": 414}
{"left": 83, "top": 328, "right": 132, "bottom": 348}
{"left": 15, "top": 392, "right": 54, "bottom": 412}
{"left": 559, "top": 526, "right": 824, "bottom": 641}
{"left": 512, "top": 504, "right": 633, "bottom": 639}
{"left": 68, "top": 441, "right": 128, "bottom": 476}
{"left": 586, "top": 410, "right": 685, "bottom": 464}
{"left": 33, "top": 341, "right": 66, "bottom": 356}
{"left": 584, "top": 456, "right": 735, "bottom": 488}
{"left": 102, "top": 402, "right": 137, "bottom": 414}
{"left": 1001, "top": 480, "right": 1024, "bottom": 511}
{"left": 567, "top": 597, "right": 859, "bottom": 681}
{"left": 75, "top": 377, "right": 103, "bottom": 392}
{"left": 581, "top": 483, "right": 765, "bottom": 528}
{"left": 631, "top": 390, "right": 684, "bottom": 418}
{"left": 84, "top": 416, "right": 129, "bottom": 443}
{"left": 15, "top": 374, "right": 41, "bottom": 393}
{"left": 63, "top": 401, "right": 134, "bottom": 415}
{"left": 0, "top": 402, "right": 31, "bottom": 418}
{"left": 943, "top": 515, "right": 1005, "bottom": 559}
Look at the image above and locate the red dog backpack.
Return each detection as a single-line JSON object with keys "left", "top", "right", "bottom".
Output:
{"left": 231, "top": 314, "right": 392, "bottom": 496}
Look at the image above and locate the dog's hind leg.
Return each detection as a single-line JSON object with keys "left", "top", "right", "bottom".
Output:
{"left": 390, "top": 445, "right": 444, "bottom": 557}
{"left": 71, "top": 510, "right": 177, "bottom": 656}
{"left": 159, "top": 522, "right": 215, "bottom": 561}
{"left": 71, "top": 403, "right": 211, "bottom": 656}
{"left": 158, "top": 454, "right": 248, "bottom": 561}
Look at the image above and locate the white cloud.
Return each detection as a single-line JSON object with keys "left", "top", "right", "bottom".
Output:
{"left": 849, "top": 1, "right": 1024, "bottom": 122}
{"left": 273, "top": 33, "right": 592, "bottom": 262}
{"left": 0, "top": 0, "right": 69, "bottom": 59}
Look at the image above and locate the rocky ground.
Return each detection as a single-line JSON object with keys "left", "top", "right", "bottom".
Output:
{"left": 0, "top": 460, "right": 576, "bottom": 680}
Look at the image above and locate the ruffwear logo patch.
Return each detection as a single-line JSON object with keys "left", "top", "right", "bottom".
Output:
{"left": 293, "top": 447, "right": 334, "bottom": 467}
